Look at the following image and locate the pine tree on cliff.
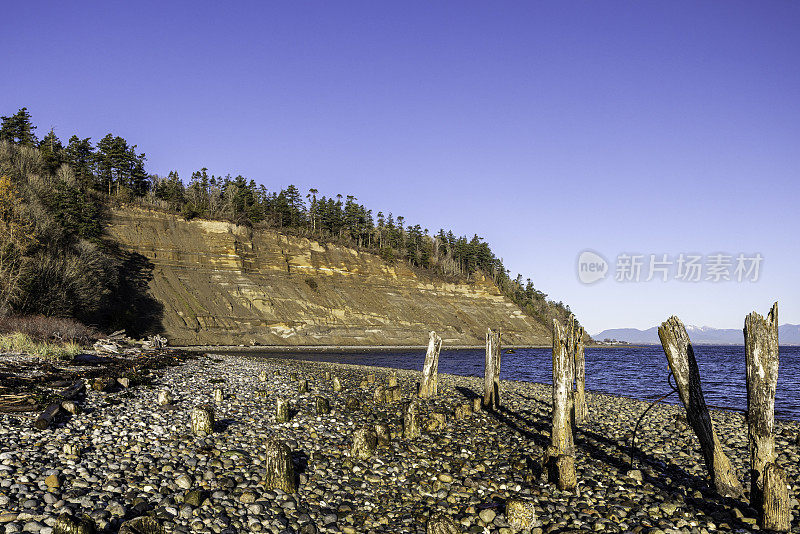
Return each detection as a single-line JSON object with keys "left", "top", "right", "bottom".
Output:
{"left": 0, "top": 108, "right": 38, "bottom": 146}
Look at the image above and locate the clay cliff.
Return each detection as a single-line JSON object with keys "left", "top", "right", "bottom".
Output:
{"left": 106, "top": 208, "right": 551, "bottom": 346}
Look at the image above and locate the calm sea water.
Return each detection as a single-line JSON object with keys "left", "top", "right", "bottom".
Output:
{"left": 230, "top": 345, "right": 800, "bottom": 421}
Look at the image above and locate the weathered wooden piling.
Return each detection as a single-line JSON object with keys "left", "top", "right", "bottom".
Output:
{"left": 315, "top": 396, "right": 330, "bottom": 415}
{"left": 483, "top": 328, "right": 501, "bottom": 409}
{"left": 275, "top": 397, "right": 290, "bottom": 423}
{"left": 403, "top": 400, "right": 421, "bottom": 439}
{"left": 419, "top": 331, "right": 443, "bottom": 398}
{"left": 744, "top": 302, "right": 789, "bottom": 531}
{"left": 426, "top": 512, "right": 460, "bottom": 534}
{"left": 190, "top": 405, "right": 214, "bottom": 434}
{"left": 298, "top": 379, "right": 308, "bottom": 394}
{"left": 545, "top": 319, "right": 576, "bottom": 490}
{"left": 263, "top": 438, "right": 296, "bottom": 492}
{"left": 658, "top": 316, "right": 743, "bottom": 498}
{"left": 351, "top": 427, "right": 377, "bottom": 459}
{"left": 332, "top": 376, "right": 342, "bottom": 392}
{"left": 213, "top": 388, "right": 223, "bottom": 403}
{"left": 259, "top": 370, "right": 268, "bottom": 382}
{"left": 375, "top": 423, "right": 390, "bottom": 447}
{"left": 157, "top": 389, "right": 172, "bottom": 406}
{"left": 568, "top": 315, "right": 588, "bottom": 424}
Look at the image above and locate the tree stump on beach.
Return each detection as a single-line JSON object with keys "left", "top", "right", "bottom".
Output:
{"left": 315, "top": 396, "right": 330, "bottom": 415}
{"left": 658, "top": 316, "right": 743, "bottom": 499}
{"left": 259, "top": 370, "right": 268, "bottom": 382}
{"left": 191, "top": 405, "right": 215, "bottom": 434}
{"left": 332, "top": 376, "right": 342, "bottom": 392}
{"left": 375, "top": 423, "right": 390, "bottom": 447}
{"left": 264, "top": 438, "right": 296, "bottom": 493}
{"left": 426, "top": 512, "right": 460, "bottom": 534}
{"left": 213, "top": 388, "right": 223, "bottom": 403}
{"left": 546, "top": 320, "right": 576, "bottom": 490}
{"left": 62, "top": 443, "right": 82, "bottom": 458}
{"left": 324, "top": 371, "right": 331, "bottom": 381}
{"left": 367, "top": 373, "right": 376, "bottom": 384}
{"left": 374, "top": 385, "right": 386, "bottom": 403}
{"left": 483, "top": 328, "right": 501, "bottom": 409}
{"left": 275, "top": 397, "right": 290, "bottom": 423}
{"left": 298, "top": 379, "right": 308, "bottom": 394}
{"left": 403, "top": 400, "right": 421, "bottom": 439}
{"left": 388, "top": 373, "right": 398, "bottom": 388}
{"left": 568, "top": 315, "right": 588, "bottom": 424}
{"left": 744, "top": 302, "right": 789, "bottom": 531}
{"left": 419, "top": 331, "right": 443, "bottom": 398}
{"left": 351, "top": 427, "right": 377, "bottom": 459}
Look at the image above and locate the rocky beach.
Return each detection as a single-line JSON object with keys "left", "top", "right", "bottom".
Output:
{"left": 1, "top": 352, "right": 798, "bottom": 534}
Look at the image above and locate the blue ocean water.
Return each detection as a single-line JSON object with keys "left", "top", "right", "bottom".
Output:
{"left": 234, "top": 345, "right": 800, "bottom": 421}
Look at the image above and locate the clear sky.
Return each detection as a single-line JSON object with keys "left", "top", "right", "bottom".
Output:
{"left": 2, "top": 1, "right": 798, "bottom": 333}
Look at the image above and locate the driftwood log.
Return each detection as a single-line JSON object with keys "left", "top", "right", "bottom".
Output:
{"left": 568, "top": 315, "right": 588, "bottom": 424}
{"left": 35, "top": 380, "right": 85, "bottom": 430}
{"left": 658, "top": 316, "right": 743, "bottom": 498}
{"left": 483, "top": 329, "right": 501, "bottom": 409}
{"left": 744, "top": 302, "right": 789, "bottom": 531}
{"left": 418, "top": 331, "right": 443, "bottom": 398}
{"left": 545, "top": 319, "right": 576, "bottom": 490}
{"left": 263, "top": 438, "right": 296, "bottom": 492}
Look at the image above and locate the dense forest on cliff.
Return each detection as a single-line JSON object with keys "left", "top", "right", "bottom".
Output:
{"left": 0, "top": 107, "right": 575, "bottom": 331}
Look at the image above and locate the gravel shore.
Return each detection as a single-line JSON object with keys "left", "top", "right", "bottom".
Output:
{"left": 1, "top": 353, "right": 798, "bottom": 533}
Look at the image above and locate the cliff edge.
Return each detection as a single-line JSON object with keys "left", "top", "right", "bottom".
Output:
{"left": 107, "top": 208, "right": 551, "bottom": 346}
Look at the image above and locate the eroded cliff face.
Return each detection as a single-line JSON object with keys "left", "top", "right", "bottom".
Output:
{"left": 107, "top": 208, "right": 551, "bottom": 346}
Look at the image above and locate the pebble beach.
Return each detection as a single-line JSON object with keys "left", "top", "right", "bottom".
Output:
{"left": 1, "top": 352, "right": 799, "bottom": 534}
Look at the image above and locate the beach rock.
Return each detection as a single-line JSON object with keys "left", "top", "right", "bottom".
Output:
{"left": 53, "top": 513, "right": 95, "bottom": 534}
{"left": 157, "top": 389, "right": 172, "bottom": 406}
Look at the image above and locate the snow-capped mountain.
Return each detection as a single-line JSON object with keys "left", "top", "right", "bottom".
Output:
{"left": 593, "top": 324, "right": 800, "bottom": 345}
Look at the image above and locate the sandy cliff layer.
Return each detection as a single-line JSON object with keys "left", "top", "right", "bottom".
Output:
{"left": 107, "top": 208, "right": 551, "bottom": 346}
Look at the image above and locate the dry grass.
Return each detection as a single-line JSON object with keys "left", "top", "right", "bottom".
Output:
{"left": 0, "top": 315, "right": 97, "bottom": 344}
{"left": 0, "top": 332, "right": 82, "bottom": 360}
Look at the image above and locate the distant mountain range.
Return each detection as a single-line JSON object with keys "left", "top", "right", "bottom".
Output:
{"left": 593, "top": 324, "right": 800, "bottom": 345}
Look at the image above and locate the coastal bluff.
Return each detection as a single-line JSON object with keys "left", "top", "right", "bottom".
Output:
{"left": 107, "top": 208, "right": 551, "bottom": 346}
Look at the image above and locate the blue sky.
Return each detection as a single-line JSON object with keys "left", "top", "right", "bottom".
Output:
{"left": 2, "top": 1, "right": 798, "bottom": 333}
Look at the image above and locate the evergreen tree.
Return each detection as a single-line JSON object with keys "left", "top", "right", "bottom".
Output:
{"left": 0, "top": 108, "right": 38, "bottom": 146}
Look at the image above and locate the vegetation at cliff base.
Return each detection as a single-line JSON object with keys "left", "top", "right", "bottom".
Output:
{"left": 0, "top": 107, "right": 576, "bottom": 332}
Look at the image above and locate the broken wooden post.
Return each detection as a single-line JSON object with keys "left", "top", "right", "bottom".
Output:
{"left": 375, "top": 423, "right": 390, "bottom": 447}
{"left": 332, "top": 376, "right": 342, "bottom": 392}
{"left": 658, "top": 316, "right": 743, "bottom": 498}
{"left": 190, "top": 405, "right": 215, "bottom": 434}
{"left": 545, "top": 319, "right": 576, "bottom": 490}
{"left": 403, "top": 400, "right": 421, "bottom": 439}
{"left": 388, "top": 373, "right": 398, "bottom": 388}
{"left": 568, "top": 315, "right": 588, "bottom": 424}
{"left": 744, "top": 302, "right": 789, "bottom": 531}
{"left": 275, "top": 397, "right": 290, "bottom": 423}
{"left": 213, "top": 388, "right": 223, "bottom": 403}
{"left": 483, "top": 328, "right": 501, "bottom": 409}
{"left": 298, "top": 379, "right": 308, "bottom": 394}
{"left": 259, "top": 370, "right": 268, "bottom": 382}
{"left": 426, "top": 512, "right": 460, "bottom": 534}
{"left": 264, "top": 438, "right": 296, "bottom": 492}
{"left": 419, "top": 331, "right": 443, "bottom": 398}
